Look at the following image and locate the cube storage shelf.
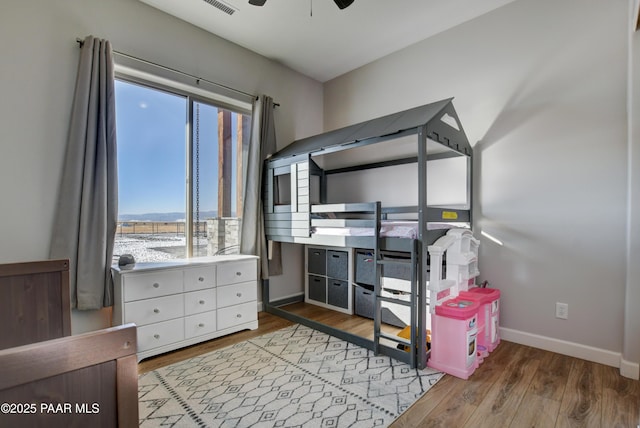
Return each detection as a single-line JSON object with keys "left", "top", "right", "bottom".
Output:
{"left": 305, "top": 246, "right": 352, "bottom": 314}
{"left": 305, "top": 245, "right": 414, "bottom": 327}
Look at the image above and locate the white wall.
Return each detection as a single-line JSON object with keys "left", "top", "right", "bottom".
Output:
{"left": 0, "top": 0, "right": 321, "bottom": 332}
{"left": 326, "top": 157, "right": 468, "bottom": 207}
{"left": 625, "top": 0, "right": 640, "bottom": 378}
{"left": 324, "top": 0, "right": 633, "bottom": 371}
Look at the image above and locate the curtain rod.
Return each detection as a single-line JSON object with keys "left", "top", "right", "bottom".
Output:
{"left": 75, "top": 38, "right": 279, "bottom": 106}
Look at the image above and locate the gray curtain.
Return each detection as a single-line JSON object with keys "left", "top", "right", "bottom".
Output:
{"left": 240, "top": 95, "right": 282, "bottom": 279}
{"left": 50, "top": 36, "right": 118, "bottom": 310}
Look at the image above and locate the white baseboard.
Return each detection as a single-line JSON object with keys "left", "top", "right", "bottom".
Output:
{"left": 620, "top": 358, "right": 640, "bottom": 380}
{"left": 499, "top": 327, "right": 639, "bottom": 379}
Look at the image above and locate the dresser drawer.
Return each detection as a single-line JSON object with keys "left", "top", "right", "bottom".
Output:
{"left": 217, "top": 301, "right": 257, "bottom": 330}
{"left": 184, "top": 288, "right": 216, "bottom": 316}
{"left": 217, "top": 260, "right": 257, "bottom": 286}
{"left": 137, "top": 318, "right": 184, "bottom": 352}
{"left": 123, "top": 270, "right": 183, "bottom": 302}
{"left": 184, "top": 265, "right": 216, "bottom": 292}
{"left": 216, "top": 281, "right": 257, "bottom": 308}
{"left": 124, "top": 294, "right": 184, "bottom": 326}
{"left": 185, "top": 311, "right": 217, "bottom": 339}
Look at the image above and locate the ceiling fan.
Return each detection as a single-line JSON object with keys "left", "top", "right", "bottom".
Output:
{"left": 248, "top": 0, "right": 355, "bottom": 9}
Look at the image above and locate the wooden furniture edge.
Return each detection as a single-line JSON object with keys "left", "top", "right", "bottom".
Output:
{"left": 0, "top": 258, "right": 72, "bottom": 339}
{"left": 0, "top": 259, "right": 69, "bottom": 277}
{"left": 117, "top": 353, "right": 140, "bottom": 425}
{"left": 0, "top": 323, "right": 137, "bottom": 390}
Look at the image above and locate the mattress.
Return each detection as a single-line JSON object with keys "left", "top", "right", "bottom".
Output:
{"left": 311, "top": 220, "right": 468, "bottom": 239}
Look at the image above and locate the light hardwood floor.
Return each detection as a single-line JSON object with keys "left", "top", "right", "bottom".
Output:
{"left": 138, "top": 307, "right": 640, "bottom": 428}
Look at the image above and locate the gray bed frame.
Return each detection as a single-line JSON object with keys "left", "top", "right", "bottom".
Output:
{"left": 262, "top": 98, "right": 473, "bottom": 369}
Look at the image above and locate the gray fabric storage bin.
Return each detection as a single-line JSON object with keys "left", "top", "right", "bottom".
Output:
{"left": 327, "top": 279, "right": 349, "bottom": 309}
{"left": 383, "top": 309, "right": 408, "bottom": 328}
{"left": 381, "top": 289, "right": 410, "bottom": 328}
{"left": 382, "top": 252, "right": 412, "bottom": 281}
{"left": 354, "top": 284, "right": 374, "bottom": 318}
{"left": 355, "top": 249, "right": 412, "bottom": 286}
{"left": 326, "top": 250, "right": 348, "bottom": 280}
{"left": 353, "top": 284, "right": 409, "bottom": 328}
{"left": 307, "top": 248, "right": 326, "bottom": 275}
{"left": 355, "top": 250, "right": 375, "bottom": 285}
{"left": 308, "top": 274, "right": 326, "bottom": 303}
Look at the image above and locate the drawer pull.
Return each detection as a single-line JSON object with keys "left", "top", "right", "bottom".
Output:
{"left": 236, "top": 272, "right": 242, "bottom": 276}
{"left": 199, "top": 300, "right": 205, "bottom": 305}
{"left": 154, "top": 334, "right": 160, "bottom": 339}
{"left": 198, "top": 323, "right": 205, "bottom": 328}
{"left": 236, "top": 293, "right": 242, "bottom": 297}
{"left": 236, "top": 314, "right": 242, "bottom": 318}
{"left": 153, "top": 283, "right": 160, "bottom": 288}
{"left": 153, "top": 308, "right": 160, "bottom": 314}
{"left": 198, "top": 277, "right": 205, "bottom": 282}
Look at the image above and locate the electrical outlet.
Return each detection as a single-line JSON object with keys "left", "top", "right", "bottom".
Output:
{"left": 556, "top": 302, "right": 569, "bottom": 320}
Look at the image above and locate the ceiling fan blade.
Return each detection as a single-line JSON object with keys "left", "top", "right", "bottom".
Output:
{"left": 248, "top": 0, "right": 267, "bottom": 5}
{"left": 333, "top": 0, "right": 354, "bottom": 9}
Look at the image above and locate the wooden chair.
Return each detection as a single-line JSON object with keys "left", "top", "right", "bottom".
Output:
{"left": 0, "top": 324, "right": 138, "bottom": 427}
{"left": 0, "top": 259, "right": 71, "bottom": 349}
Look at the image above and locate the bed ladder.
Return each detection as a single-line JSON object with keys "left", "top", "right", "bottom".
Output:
{"left": 372, "top": 203, "right": 418, "bottom": 368}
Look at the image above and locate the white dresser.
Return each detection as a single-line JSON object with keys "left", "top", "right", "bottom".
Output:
{"left": 111, "top": 255, "right": 259, "bottom": 361}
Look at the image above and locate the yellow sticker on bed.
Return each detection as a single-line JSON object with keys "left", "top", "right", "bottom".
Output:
{"left": 442, "top": 211, "right": 458, "bottom": 220}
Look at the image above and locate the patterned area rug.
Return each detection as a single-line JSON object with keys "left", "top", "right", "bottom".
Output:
{"left": 139, "top": 324, "right": 443, "bottom": 427}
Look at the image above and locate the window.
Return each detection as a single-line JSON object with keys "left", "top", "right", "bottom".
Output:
{"left": 114, "top": 78, "right": 251, "bottom": 263}
{"left": 274, "top": 173, "right": 292, "bottom": 206}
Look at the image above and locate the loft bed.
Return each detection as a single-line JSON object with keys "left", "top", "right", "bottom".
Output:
{"left": 262, "top": 98, "right": 472, "bottom": 369}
